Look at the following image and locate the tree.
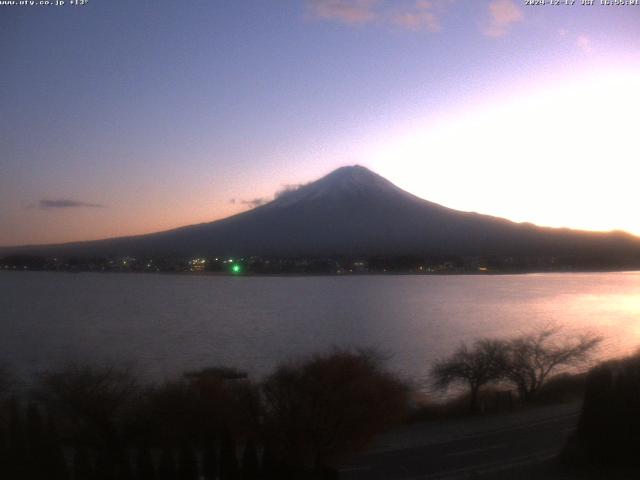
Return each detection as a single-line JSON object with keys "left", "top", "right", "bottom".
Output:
{"left": 261, "top": 349, "right": 409, "bottom": 475}
{"left": 503, "top": 329, "right": 602, "bottom": 402}
{"left": 219, "top": 426, "right": 239, "bottom": 480}
{"left": 26, "top": 403, "right": 46, "bottom": 479}
{"left": 178, "top": 443, "right": 198, "bottom": 480}
{"left": 157, "top": 447, "right": 176, "bottom": 480}
{"left": 430, "top": 339, "right": 507, "bottom": 412}
{"left": 73, "top": 447, "right": 95, "bottom": 480}
{"left": 240, "top": 439, "right": 259, "bottom": 480}
{"left": 201, "top": 436, "right": 217, "bottom": 480}
{"left": 7, "top": 398, "right": 28, "bottom": 479}
{"left": 135, "top": 445, "right": 156, "bottom": 480}
{"left": 38, "top": 364, "right": 139, "bottom": 449}
{"left": 43, "top": 414, "right": 69, "bottom": 480}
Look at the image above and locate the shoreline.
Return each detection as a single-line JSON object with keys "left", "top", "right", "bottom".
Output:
{"left": 2, "top": 268, "right": 640, "bottom": 278}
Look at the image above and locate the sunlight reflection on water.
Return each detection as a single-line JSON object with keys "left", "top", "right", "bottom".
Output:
{"left": 1, "top": 271, "right": 639, "bottom": 387}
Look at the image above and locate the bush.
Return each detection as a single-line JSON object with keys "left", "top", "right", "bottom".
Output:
{"left": 37, "top": 364, "right": 139, "bottom": 449}
{"left": 534, "top": 372, "right": 586, "bottom": 404}
{"left": 262, "top": 349, "right": 409, "bottom": 476}
{"left": 572, "top": 352, "right": 640, "bottom": 467}
{"left": 0, "top": 352, "right": 410, "bottom": 479}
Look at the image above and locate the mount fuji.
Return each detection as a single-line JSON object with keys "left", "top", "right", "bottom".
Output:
{"left": 4, "top": 165, "right": 640, "bottom": 260}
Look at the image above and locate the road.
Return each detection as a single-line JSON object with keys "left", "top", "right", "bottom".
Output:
{"left": 339, "top": 403, "right": 581, "bottom": 480}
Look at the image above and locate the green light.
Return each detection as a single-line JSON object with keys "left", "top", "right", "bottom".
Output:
{"left": 231, "top": 264, "right": 241, "bottom": 274}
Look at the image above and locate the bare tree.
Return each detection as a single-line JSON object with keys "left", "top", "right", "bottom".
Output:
{"left": 430, "top": 339, "right": 506, "bottom": 412}
{"left": 38, "top": 364, "right": 139, "bottom": 448}
{"left": 503, "top": 328, "right": 602, "bottom": 402}
{"left": 261, "top": 349, "right": 409, "bottom": 475}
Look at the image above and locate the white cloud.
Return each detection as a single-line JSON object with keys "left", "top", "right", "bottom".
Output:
{"left": 392, "top": 1, "right": 440, "bottom": 32}
{"left": 309, "top": 0, "right": 378, "bottom": 25}
{"left": 482, "top": 0, "right": 523, "bottom": 38}
{"left": 309, "top": 0, "right": 452, "bottom": 32}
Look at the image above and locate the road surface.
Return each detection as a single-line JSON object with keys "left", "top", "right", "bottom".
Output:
{"left": 340, "top": 402, "right": 581, "bottom": 480}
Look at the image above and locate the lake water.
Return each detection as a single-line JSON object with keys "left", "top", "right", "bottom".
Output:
{"left": 1, "top": 271, "right": 640, "bottom": 387}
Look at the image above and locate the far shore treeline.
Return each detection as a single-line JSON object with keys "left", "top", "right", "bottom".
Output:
{"left": 3, "top": 252, "right": 640, "bottom": 275}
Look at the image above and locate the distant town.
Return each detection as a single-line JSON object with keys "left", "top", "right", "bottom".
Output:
{"left": 2, "top": 253, "right": 639, "bottom": 275}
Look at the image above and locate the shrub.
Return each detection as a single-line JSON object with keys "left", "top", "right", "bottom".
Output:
{"left": 262, "top": 349, "right": 409, "bottom": 475}
{"left": 573, "top": 352, "right": 640, "bottom": 467}
{"left": 38, "top": 364, "right": 139, "bottom": 449}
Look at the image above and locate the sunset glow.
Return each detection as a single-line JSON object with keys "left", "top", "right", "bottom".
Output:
{"left": 370, "top": 67, "right": 640, "bottom": 235}
{"left": 2, "top": 1, "right": 639, "bottom": 245}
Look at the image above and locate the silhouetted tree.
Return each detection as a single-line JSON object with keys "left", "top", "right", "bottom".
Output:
{"left": 201, "top": 437, "right": 217, "bottom": 480}
{"left": 178, "top": 443, "right": 198, "bottom": 480}
{"left": 74, "top": 447, "right": 95, "bottom": 480}
{"left": 45, "top": 413, "right": 70, "bottom": 480}
{"left": 241, "top": 439, "right": 259, "bottom": 480}
{"left": 262, "top": 349, "right": 409, "bottom": 475}
{"left": 39, "top": 364, "right": 139, "bottom": 449}
{"left": 0, "top": 426, "right": 8, "bottom": 480}
{"left": 136, "top": 446, "right": 156, "bottom": 480}
{"left": 26, "top": 403, "right": 46, "bottom": 478}
{"left": 132, "top": 381, "right": 201, "bottom": 447}
{"left": 259, "top": 445, "right": 280, "bottom": 480}
{"left": 184, "top": 367, "right": 260, "bottom": 440}
{"left": 219, "top": 426, "right": 239, "bottom": 480}
{"left": 115, "top": 448, "right": 133, "bottom": 480}
{"left": 504, "top": 329, "right": 601, "bottom": 401}
{"left": 157, "top": 447, "right": 176, "bottom": 480}
{"left": 7, "top": 398, "right": 28, "bottom": 479}
{"left": 95, "top": 448, "right": 116, "bottom": 480}
{"left": 431, "top": 339, "right": 506, "bottom": 413}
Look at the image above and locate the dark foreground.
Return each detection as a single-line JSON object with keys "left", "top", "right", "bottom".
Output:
{"left": 340, "top": 403, "right": 580, "bottom": 480}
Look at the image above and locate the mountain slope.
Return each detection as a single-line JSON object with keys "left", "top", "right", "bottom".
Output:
{"left": 3, "top": 165, "right": 640, "bottom": 259}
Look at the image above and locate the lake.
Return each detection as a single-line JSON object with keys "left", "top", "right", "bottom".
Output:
{"left": 1, "top": 271, "right": 639, "bottom": 387}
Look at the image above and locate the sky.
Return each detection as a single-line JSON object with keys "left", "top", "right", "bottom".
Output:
{"left": 1, "top": 0, "right": 639, "bottom": 246}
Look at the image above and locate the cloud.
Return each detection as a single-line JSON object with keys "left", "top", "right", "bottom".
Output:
{"left": 576, "top": 35, "right": 592, "bottom": 54}
{"left": 482, "top": 0, "right": 523, "bottom": 38}
{"left": 275, "top": 183, "right": 306, "bottom": 199}
{"left": 38, "top": 199, "right": 105, "bottom": 210}
{"left": 309, "top": 0, "right": 378, "bottom": 25}
{"left": 392, "top": 1, "right": 440, "bottom": 32}
{"left": 308, "top": 0, "right": 452, "bottom": 31}
{"left": 241, "top": 198, "right": 269, "bottom": 208}
{"left": 230, "top": 197, "right": 269, "bottom": 208}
